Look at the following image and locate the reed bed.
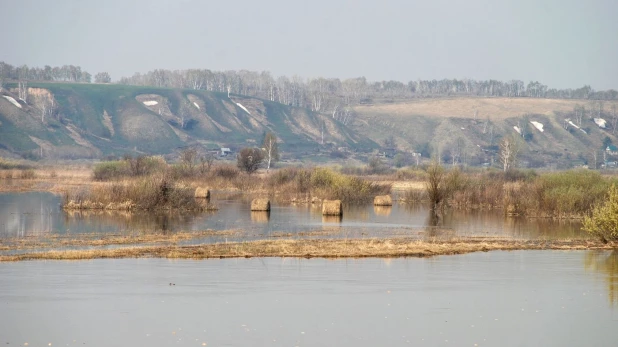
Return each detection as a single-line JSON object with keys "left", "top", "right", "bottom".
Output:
{"left": 63, "top": 174, "right": 205, "bottom": 211}
{"left": 90, "top": 159, "right": 390, "bottom": 205}
{"left": 401, "top": 168, "right": 618, "bottom": 218}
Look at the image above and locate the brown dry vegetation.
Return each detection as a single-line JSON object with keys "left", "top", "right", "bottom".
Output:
{"left": 0, "top": 230, "right": 238, "bottom": 251}
{"left": 63, "top": 174, "right": 211, "bottom": 211}
{"left": 0, "top": 238, "right": 611, "bottom": 262}
{"left": 1, "top": 163, "right": 390, "bottom": 207}
{"left": 397, "top": 168, "right": 618, "bottom": 219}
{"left": 0, "top": 166, "right": 92, "bottom": 192}
{"left": 354, "top": 97, "right": 618, "bottom": 120}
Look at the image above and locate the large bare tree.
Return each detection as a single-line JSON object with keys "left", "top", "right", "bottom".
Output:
{"left": 262, "top": 132, "right": 279, "bottom": 171}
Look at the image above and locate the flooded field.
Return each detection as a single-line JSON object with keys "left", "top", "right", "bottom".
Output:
{"left": 1, "top": 192, "right": 614, "bottom": 345}
{"left": 0, "top": 192, "right": 585, "bottom": 241}
{"left": 1, "top": 251, "right": 617, "bottom": 346}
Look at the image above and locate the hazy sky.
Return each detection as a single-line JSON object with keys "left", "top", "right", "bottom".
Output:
{"left": 2, "top": 0, "right": 617, "bottom": 89}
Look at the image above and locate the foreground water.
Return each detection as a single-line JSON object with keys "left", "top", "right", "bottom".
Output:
{"left": 0, "top": 192, "right": 585, "bottom": 240}
{"left": 1, "top": 251, "right": 617, "bottom": 346}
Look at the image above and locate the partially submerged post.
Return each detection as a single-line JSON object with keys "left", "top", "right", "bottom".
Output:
{"left": 251, "top": 198, "right": 271, "bottom": 211}
{"left": 373, "top": 195, "right": 393, "bottom": 206}
{"left": 322, "top": 199, "right": 342, "bottom": 216}
{"left": 194, "top": 187, "right": 210, "bottom": 199}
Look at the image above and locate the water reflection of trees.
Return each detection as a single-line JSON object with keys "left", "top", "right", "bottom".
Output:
{"left": 423, "top": 211, "right": 456, "bottom": 239}
{"left": 404, "top": 201, "right": 585, "bottom": 240}
{"left": 63, "top": 210, "right": 212, "bottom": 233}
{"left": 584, "top": 251, "right": 618, "bottom": 306}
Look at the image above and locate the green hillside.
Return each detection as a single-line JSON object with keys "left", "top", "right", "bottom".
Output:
{"left": 0, "top": 83, "right": 376, "bottom": 159}
{"left": 2, "top": 82, "right": 616, "bottom": 169}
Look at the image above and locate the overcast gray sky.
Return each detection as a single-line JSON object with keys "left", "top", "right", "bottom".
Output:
{"left": 2, "top": 0, "right": 617, "bottom": 89}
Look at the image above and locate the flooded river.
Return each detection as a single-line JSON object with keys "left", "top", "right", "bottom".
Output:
{"left": 0, "top": 192, "right": 585, "bottom": 240}
{"left": 1, "top": 251, "right": 617, "bottom": 346}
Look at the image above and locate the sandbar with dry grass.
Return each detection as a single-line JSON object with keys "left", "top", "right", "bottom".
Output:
{"left": 0, "top": 230, "right": 239, "bottom": 251}
{"left": 0, "top": 237, "right": 612, "bottom": 262}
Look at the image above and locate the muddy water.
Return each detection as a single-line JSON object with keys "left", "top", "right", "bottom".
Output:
{"left": 0, "top": 192, "right": 585, "bottom": 240}
{"left": 0, "top": 251, "right": 617, "bottom": 346}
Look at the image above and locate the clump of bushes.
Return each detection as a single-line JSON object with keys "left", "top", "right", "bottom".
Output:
{"left": 264, "top": 167, "right": 389, "bottom": 203}
{"left": 339, "top": 157, "right": 394, "bottom": 176}
{"left": 583, "top": 184, "right": 618, "bottom": 243}
{"left": 419, "top": 166, "right": 615, "bottom": 218}
{"left": 213, "top": 164, "right": 240, "bottom": 180}
{"left": 423, "top": 163, "right": 467, "bottom": 210}
{"left": 394, "top": 168, "right": 426, "bottom": 181}
{"left": 310, "top": 168, "right": 389, "bottom": 203}
{"left": 237, "top": 147, "right": 264, "bottom": 174}
{"left": 93, "top": 155, "right": 166, "bottom": 181}
{"left": 93, "top": 161, "right": 129, "bottom": 181}
{"left": 64, "top": 174, "right": 203, "bottom": 211}
{"left": 19, "top": 169, "right": 37, "bottom": 179}
{"left": 0, "top": 158, "right": 32, "bottom": 170}
{"left": 267, "top": 167, "right": 303, "bottom": 187}
{"left": 534, "top": 170, "right": 610, "bottom": 216}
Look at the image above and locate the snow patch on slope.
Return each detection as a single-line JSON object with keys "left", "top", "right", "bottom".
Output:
{"left": 530, "top": 121, "right": 544, "bottom": 132}
{"left": 567, "top": 120, "right": 587, "bottom": 134}
{"left": 236, "top": 103, "right": 250, "bottom": 115}
{"left": 143, "top": 100, "right": 158, "bottom": 106}
{"left": 594, "top": 118, "right": 606, "bottom": 128}
{"left": 2, "top": 95, "right": 22, "bottom": 108}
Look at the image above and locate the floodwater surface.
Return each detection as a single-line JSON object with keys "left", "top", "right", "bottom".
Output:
{"left": 0, "top": 251, "right": 617, "bottom": 346}
{"left": 0, "top": 191, "right": 585, "bottom": 240}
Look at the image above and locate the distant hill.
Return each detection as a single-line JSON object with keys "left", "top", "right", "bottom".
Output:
{"left": 352, "top": 97, "right": 618, "bottom": 169}
{"left": 2, "top": 82, "right": 618, "bottom": 169}
{"left": 0, "top": 83, "right": 376, "bottom": 160}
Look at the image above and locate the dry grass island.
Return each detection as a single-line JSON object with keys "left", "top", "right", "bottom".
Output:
{"left": 0, "top": 237, "right": 612, "bottom": 262}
